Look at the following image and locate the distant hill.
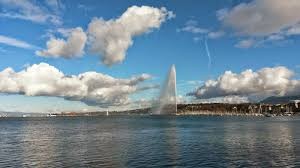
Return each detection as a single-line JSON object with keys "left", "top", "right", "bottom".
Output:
{"left": 0, "top": 112, "right": 47, "bottom": 117}
{"left": 260, "top": 95, "right": 300, "bottom": 104}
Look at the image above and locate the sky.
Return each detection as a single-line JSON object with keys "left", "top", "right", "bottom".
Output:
{"left": 1, "top": 0, "right": 300, "bottom": 113}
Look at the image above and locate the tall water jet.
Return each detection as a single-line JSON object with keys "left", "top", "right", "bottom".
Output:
{"left": 153, "top": 64, "right": 177, "bottom": 115}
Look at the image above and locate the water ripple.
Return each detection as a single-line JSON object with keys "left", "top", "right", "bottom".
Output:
{"left": 0, "top": 116, "right": 300, "bottom": 167}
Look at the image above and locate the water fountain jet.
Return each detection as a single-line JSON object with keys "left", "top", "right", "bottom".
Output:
{"left": 153, "top": 64, "right": 177, "bottom": 115}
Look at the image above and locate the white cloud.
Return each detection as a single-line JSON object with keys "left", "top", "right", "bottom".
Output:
{"left": 186, "top": 80, "right": 203, "bottom": 85}
{"left": 194, "top": 96, "right": 250, "bottom": 104}
{"left": 0, "top": 0, "right": 62, "bottom": 25}
{"left": 77, "top": 3, "right": 94, "bottom": 17}
{"left": 87, "top": 6, "right": 174, "bottom": 65}
{"left": 0, "top": 63, "right": 155, "bottom": 107}
{"left": 188, "top": 66, "right": 300, "bottom": 101}
{"left": 180, "top": 26, "right": 208, "bottom": 34}
{"left": 266, "top": 34, "right": 284, "bottom": 41}
{"left": 41, "top": 27, "right": 72, "bottom": 40}
{"left": 0, "top": 35, "right": 37, "bottom": 49}
{"left": 177, "top": 20, "right": 209, "bottom": 34}
{"left": 177, "top": 95, "right": 187, "bottom": 104}
{"left": 36, "top": 6, "right": 174, "bottom": 65}
{"left": 77, "top": 4, "right": 91, "bottom": 11}
{"left": 217, "top": 0, "right": 300, "bottom": 48}
{"left": 36, "top": 27, "right": 87, "bottom": 58}
{"left": 235, "top": 35, "right": 288, "bottom": 49}
{"left": 178, "top": 19, "right": 224, "bottom": 40}
{"left": 56, "top": 28, "right": 73, "bottom": 37}
{"left": 45, "top": 0, "right": 65, "bottom": 13}
{"left": 287, "top": 24, "right": 300, "bottom": 35}
{"left": 234, "top": 39, "right": 255, "bottom": 48}
{"left": 193, "top": 37, "right": 202, "bottom": 42}
{"left": 219, "top": 0, "right": 300, "bottom": 36}
{"left": 208, "top": 31, "right": 225, "bottom": 39}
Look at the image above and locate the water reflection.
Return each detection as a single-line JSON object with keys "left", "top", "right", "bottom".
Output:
{"left": 20, "top": 119, "right": 59, "bottom": 167}
{"left": 1, "top": 116, "right": 300, "bottom": 167}
{"left": 0, "top": 119, "right": 26, "bottom": 167}
{"left": 222, "top": 117, "right": 298, "bottom": 167}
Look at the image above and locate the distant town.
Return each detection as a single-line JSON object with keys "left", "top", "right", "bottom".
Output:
{"left": 2, "top": 99, "right": 299, "bottom": 118}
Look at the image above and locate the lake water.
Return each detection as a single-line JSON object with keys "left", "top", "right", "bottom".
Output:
{"left": 1, "top": 116, "right": 300, "bottom": 167}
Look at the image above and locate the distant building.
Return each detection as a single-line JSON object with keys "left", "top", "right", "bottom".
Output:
{"left": 290, "top": 100, "right": 300, "bottom": 108}
{"left": 47, "top": 113, "right": 57, "bottom": 117}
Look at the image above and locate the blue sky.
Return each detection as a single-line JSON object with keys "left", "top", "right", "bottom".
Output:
{"left": 1, "top": 0, "right": 300, "bottom": 112}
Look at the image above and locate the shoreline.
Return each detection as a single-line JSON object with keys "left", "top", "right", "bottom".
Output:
{"left": 1, "top": 112, "right": 297, "bottom": 118}
{"left": 1, "top": 102, "right": 299, "bottom": 118}
{"left": 176, "top": 111, "right": 264, "bottom": 116}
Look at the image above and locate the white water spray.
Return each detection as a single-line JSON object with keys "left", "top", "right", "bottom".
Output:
{"left": 153, "top": 65, "right": 177, "bottom": 115}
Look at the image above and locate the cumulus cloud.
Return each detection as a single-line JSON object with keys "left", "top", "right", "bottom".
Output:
{"left": 217, "top": 0, "right": 300, "bottom": 48}
{"left": 36, "top": 6, "right": 174, "bottom": 65}
{"left": 87, "top": 6, "right": 175, "bottom": 65}
{"left": 0, "top": 63, "right": 155, "bottom": 107}
{"left": 36, "top": 27, "right": 87, "bottom": 58}
{"left": 219, "top": 0, "right": 300, "bottom": 36}
{"left": 188, "top": 66, "right": 300, "bottom": 101}
{"left": 286, "top": 24, "right": 300, "bottom": 35}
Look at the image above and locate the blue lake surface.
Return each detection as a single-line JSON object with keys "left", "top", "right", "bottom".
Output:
{"left": 1, "top": 116, "right": 300, "bottom": 167}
